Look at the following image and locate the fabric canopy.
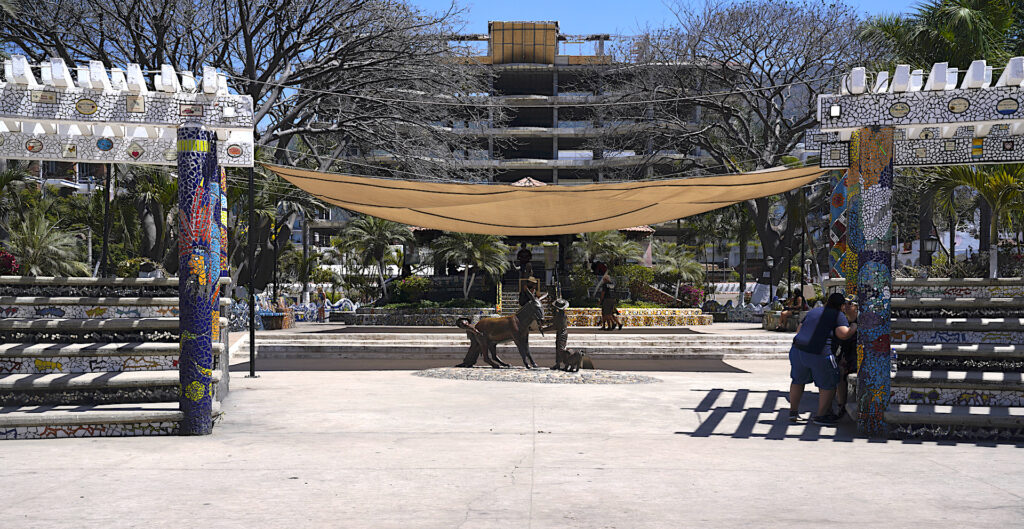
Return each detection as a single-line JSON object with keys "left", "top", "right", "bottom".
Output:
{"left": 264, "top": 163, "right": 827, "bottom": 236}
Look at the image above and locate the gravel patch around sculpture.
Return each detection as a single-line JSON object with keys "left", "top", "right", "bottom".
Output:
{"left": 413, "top": 367, "right": 660, "bottom": 384}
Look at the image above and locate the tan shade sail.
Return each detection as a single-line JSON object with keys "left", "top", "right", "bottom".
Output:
{"left": 264, "top": 164, "right": 827, "bottom": 236}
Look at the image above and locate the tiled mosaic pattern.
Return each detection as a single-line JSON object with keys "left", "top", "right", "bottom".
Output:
{"left": 818, "top": 84, "right": 1024, "bottom": 132}
{"left": 0, "top": 305, "right": 178, "bottom": 318}
{"left": 0, "top": 130, "right": 253, "bottom": 167}
{"left": 0, "top": 355, "right": 176, "bottom": 374}
{"left": 891, "top": 329, "right": 1024, "bottom": 344}
{"left": 850, "top": 127, "right": 894, "bottom": 438}
{"left": 0, "top": 385, "right": 181, "bottom": 406}
{"left": 0, "top": 56, "right": 253, "bottom": 128}
{"left": 0, "top": 421, "right": 179, "bottom": 439}
{"left": 0, "top": 55, "right": 253, "bottom": 167}
{"left": 829, "top": 169, "right": 848, "bottom": 278}
{"left": 177, "top": 126, "right": 216, "bottom": 435}
{"left": 564, "top": 308, "right": 711, "bottom": 327}
{"left": 892, "top": 386, "right": 1024, "bottom": 407}
{"left": 892, "top": 283, "right": 1024, "bottom": 298}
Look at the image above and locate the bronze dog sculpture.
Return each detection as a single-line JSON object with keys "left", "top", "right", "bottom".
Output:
{"left": 455, "top": 293, "right": 545, "bottom": 369}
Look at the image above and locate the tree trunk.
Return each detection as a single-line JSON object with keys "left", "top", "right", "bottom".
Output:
{"left": 462, "top": 266, "right": 470, "bottom": 299}
{"left": 302, "top": 215, "right": 309, "bottom": 303}
{"left": 738, "top": 230, "right": 747, "bottom": 305}
{"left": 990, "top": 212, "right": 999, "bottom": 279}
{"left": 378, "top": 258, "right": 387, "bottom": 299}
{"left": 949, "top": 214, "right": 956, "bottom": 262}
{"left": 979, "top": 201, "right": 991, "bottom": 252}
{"left": 919, "top": 188, "right": 935, "bottom": 267}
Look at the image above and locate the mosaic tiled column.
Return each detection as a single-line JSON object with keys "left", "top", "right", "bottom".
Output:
{"left": 209, "top": 158, "right": 223, "bottom": 371}
{"left": 219, "top": 168, "right": 229, "bottom": 278}
{"left": 849, "top": 127, "right": 894, "bottom": 438}
{"left": 177, "top": 125, "right": 217, "bottom": 435}
{"left": 828, "top": 169, "right": 849, "bottom": 278}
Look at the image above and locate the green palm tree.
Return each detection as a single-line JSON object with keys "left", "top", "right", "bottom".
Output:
{"left": 431, "top": 232, "right": 510, "bottom": 299}
{"left": 340, "top": 215, "right": 411, "bottom": 299}
{"left": 933, "top": 165, "right": 1024, "bottom": 277}
{"left": 654, "top": 241, "right": 704, "bottom": 301}
{"left": 0, "top": 161, "right": 30, "bottom": 230}
{"left": 572, "top": 230, "right": 641, "bottom": 266}
{"left": 4, "top": 207, "right": 89, "bottom": 277}
{"left": 859, "top": 0, "right": 1017, "bottom": 69}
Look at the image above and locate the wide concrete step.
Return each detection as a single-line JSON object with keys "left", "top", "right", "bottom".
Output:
{"left": 254, "top": 337, "right": 793, "bottom": 346}
{"left": 0, "top": 401, "right": 223, "bottom": 439}
{"left": 884, "top": 404, "right": 1024, "bottom": 428}
{"left": 257, "top": 333, "right": 792, "bottom": 342}
{"left": 894, "top": 344, "right": 1024, "bottom": 358}
{"left": 0, "top": 370, "right": 223, "bottom": 406}
{"left": 892, "top": 318, "right": 1024, "bottom": 331}
{"left": 0, "top": 317, "right": 228, "bottom": 331}
{"left": 0, "top": 296, "right": 232, "bottom": 306}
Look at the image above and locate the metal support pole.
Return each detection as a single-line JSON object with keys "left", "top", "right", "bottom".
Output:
{"left": 247, "top": 165, "right": 258, "bottom": 378}
{"left": 177, "top": 124, "right": 216, "bottom": 435}
{"left": 849, "top": 127, "right": 895, "bottom": 438}
{"left": 801, "top": 187, "right": 807, "bottom": 288}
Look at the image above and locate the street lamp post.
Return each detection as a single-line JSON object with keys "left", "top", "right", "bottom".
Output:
{"left": 766, "top": 255, "right": 775, "bottom": 301}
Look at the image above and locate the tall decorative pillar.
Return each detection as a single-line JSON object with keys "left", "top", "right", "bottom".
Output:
{"left": 849, "top": 126, "right": 894, "bottom": 438}
{"left": 220, "top": 168, "right": 229, "bottom": 278}
{"left": 177, "top": 124, "right": 217, "bottom": 435}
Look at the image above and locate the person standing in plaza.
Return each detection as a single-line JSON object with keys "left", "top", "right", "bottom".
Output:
{"left": 599, "top": 276, "right": 622, "bottom": 331}
{"left": 516, "top": 243, "right": 533, "bottom": 279}
{"left": 787, "top": 293, "right": 856, "bottom": 426}
{"left": 831, "top": 299, "right": 859, "bottom": 420}
{"left": 316, "top": 286, "right": 327, "bottom": 323}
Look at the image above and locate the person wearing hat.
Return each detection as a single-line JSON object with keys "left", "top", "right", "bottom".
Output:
{"left": 543, "top": 298, "right": 572, "bottom": 370}
{"left": 787, "top": 292, "right": 857, "bottom": 426}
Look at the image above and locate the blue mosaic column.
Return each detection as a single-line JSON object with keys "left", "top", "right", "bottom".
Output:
{"left": 850, "top": 127, "right": 894, "bottom": 438}
{"left": 209, "top": 158, "right": 223, "bottom": 362}
{"left": 177, "top": 125, "right": 217, "bottom": 435}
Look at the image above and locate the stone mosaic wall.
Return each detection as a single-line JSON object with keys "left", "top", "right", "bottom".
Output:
{"left": 0, "top": 355, "right": 177, "bottom": 374}
{"left": 0, "top": 55, "right": 253, "bottom": 167}
{"left": 891, "top": 283, "right": 1024, "bottom": 298}
{"left": 891, "top": 328, "right": 1024, "bottom": 344}
{"left": 0, "top": 305, "right": 179, "bottom": 318}
{"left": 1, "top": 421, "right": 179, "bottom": 440}
{"left": 821, "top": 125, "right": 1024, "bottom": 168}
{"left": 891, "top": 386, "right": 1024, "bottom": 407}
{"left": 850, "top": 127, "right": 894, "bottom": 438}
{"left": 818, "top": 84, "right": 1024, "bottom": 132}
{"left": 564, "top": 308, "right": 711, "bottom": 327}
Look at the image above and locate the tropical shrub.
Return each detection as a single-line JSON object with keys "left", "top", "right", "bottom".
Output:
{"left": 613, "top": 263, "right": 654, "bottom": 299}
{"left": 0, "top": 249, "right": 18, "bottom": 275}
{"left": 676, "top": 284, "right": 704, "bottom": 308}
{"left": 393, "top": 275, "right": 432, "bottom": 302}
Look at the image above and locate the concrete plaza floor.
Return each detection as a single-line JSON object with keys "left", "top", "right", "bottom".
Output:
{"left": 2, "top": 360, "right": 1023, "bottom": 528}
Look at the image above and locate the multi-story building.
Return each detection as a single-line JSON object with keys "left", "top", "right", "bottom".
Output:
{"left": 443, "top": 21, "right": 694, "bottom": 184}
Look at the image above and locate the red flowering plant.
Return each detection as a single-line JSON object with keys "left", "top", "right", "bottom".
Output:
{"left": 676, "top": 284, "right": 704, "bottom": 308}
{"left": 0, "top": 249, "right": 18, "bottom": 275}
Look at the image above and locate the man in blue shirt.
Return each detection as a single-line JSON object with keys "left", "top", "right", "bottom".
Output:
{"left": 788, "top": 293, "right": 857, "bottom": 426}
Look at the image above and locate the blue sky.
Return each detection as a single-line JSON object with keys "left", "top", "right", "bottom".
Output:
{"left": 415, "top": 0, "right": 919, "bottom": 35}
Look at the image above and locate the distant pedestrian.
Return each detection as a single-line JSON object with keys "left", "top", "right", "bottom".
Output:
{"left": 316, "top": 287, "right": 327, "bottom": 323}
{"left": 599, "top": 276, "right": 622, "bottom": 331}
{"left": 787, "top": 293, "right": 857, "bottom": 426}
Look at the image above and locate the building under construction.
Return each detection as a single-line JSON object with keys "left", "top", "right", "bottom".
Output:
{"left": 443, "top": 21, "right": 694, "bottom": 184}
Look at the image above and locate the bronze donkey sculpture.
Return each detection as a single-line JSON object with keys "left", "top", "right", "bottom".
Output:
{"left": 455, "top": 292, "right": 546, "bottom": 369}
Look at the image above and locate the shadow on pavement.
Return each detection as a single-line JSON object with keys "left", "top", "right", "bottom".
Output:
{"left": 230, "top": 357, "right": 748, "bottom": 373}
{"left": 676, "top": 388, "right": 1024, "bottom": 446}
